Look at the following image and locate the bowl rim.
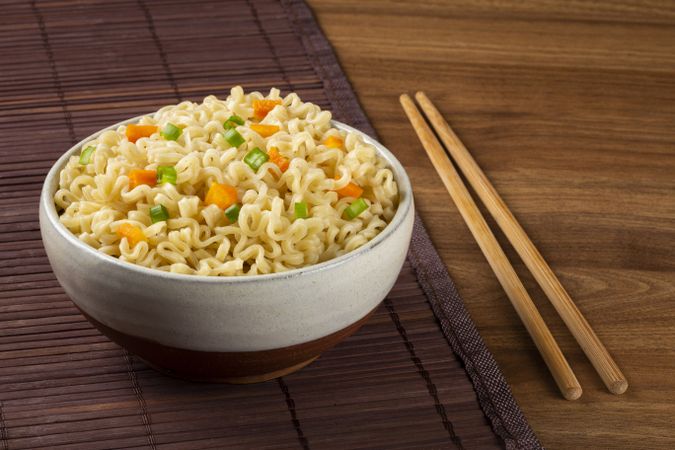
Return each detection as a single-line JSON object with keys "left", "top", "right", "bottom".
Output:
{"left": 41, "top": 116, "right": 413, "bottom": 284}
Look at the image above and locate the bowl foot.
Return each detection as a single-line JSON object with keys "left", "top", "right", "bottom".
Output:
{"left": 142, "top": 355, "right": 320, "bottom": 384}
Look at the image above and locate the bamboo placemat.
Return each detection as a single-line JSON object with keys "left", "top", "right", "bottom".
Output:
{"left": 0, "top": 0, "right": 541, "bottom": 448}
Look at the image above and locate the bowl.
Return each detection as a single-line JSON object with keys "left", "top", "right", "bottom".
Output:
{"left": 39, "top": 117, "right": 414, "bottom": 383}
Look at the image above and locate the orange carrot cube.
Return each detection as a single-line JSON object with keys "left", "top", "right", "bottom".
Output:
{"left": 250, "top": 124, "right": 280, "bottom": 137}
{"left": 252, "top": 99, "right": 282, "bottom": 120}
{"left": 116, "top": 223, "right": 146, "bottom": 247}
{"left": 268, "top": 147, "right": 290, "bottom": 172}
{"left": 324, "top": 135, "right": 343, "bottom": 149}
{"left": 128, "top": 169, "right": 157, "bottom": 189}
{"left": 335, "top": 178, "right": 364, "bottom": 198}
{"left": 205, "top": 182, "right": 238, "bottom": 210}
{"left": 126, "top": 124, "right": 158, "bottom": 143}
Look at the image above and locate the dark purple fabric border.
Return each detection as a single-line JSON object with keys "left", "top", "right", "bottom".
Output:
{"left": 280, "top": 1, "right": 542, "bottom": 448}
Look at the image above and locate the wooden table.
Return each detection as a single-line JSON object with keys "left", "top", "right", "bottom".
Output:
{"left": 307, "top": 1, "right": 675, "bottom": 448}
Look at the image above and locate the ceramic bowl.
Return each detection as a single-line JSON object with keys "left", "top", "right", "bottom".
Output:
{"left": 39, "top": 118, "right": 414, "bottom": 383}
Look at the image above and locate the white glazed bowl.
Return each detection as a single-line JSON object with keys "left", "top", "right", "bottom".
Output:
{"left": 39, "top": 118, "right": 414, "bottom": 383}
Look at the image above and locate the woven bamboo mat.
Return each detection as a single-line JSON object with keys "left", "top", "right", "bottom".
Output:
{"left": 0, "top": 0, "right": 541, "bottom": 448}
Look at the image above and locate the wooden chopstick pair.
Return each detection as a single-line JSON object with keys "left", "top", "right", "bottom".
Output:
{"left": 400, "top": 92, "right": 627, "bottom": 400}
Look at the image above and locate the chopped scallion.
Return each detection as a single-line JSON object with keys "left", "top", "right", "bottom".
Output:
{"left": 225, "top": 203, "right": 241, "bottom": 223}
{"left": 161, "top": 123, "right": 181, "bottom": 141}
{"left": 150, "top": 204, "right": 169, "bottom": 223}
{"left": 224, "top": 115, "right": 245, "bottom": 129}
{"left": 344, "top": 198, "right": 368, "bottom": 220}
{"left": 243, "top": 147, "right": 269, "bottom": 171}
{"left": 79, "top": 146, "right": 95, "bottom": 165}
{"left": 294, "top": 202, "right": 308, "bottom": 219}
{"left": 224, "top": 128, "right": 245, "bottom": 147}
{"left": 156, "top": 165, "right": 177, "bottom": 185}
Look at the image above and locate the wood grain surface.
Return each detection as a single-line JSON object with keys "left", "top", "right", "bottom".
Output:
{"left": 306, "top": 0, "right": 675, "bottom": 448}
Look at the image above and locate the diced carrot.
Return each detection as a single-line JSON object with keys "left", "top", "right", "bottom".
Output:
{"left": 324, "top": 135, "right": 343, "bottom": 149}
{"left": 252, "top": 99, "right": 282, "bottom": 120}
{"left": 116, "top": 223, "right": 146, "bottom": 247}
{"left": 268, "top": 147, "right": 290, "bottom": 172}
{"left": 250, "top": 124, "right": 280, "bottom": 138}
{"left": 205, "top": 182, "right": 238, "bottom": 210}
{"left": 335, "top": 177, "right": 364, "bottom": 198}
{"left": 126, "top": 124, "right": 158, "bottom": 143}
{"left": 128, "top": 169, "right": 157, "bottom": 189}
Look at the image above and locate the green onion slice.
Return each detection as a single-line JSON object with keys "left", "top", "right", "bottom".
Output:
{"left": 79, "top": 146, "right": 95, "bottom": 165}
{"left": 225, "top": 203, "right": 241, "bottom": 223}
{"left": 344, "top": 198, "right": 368, "bottom": 220}
{"left": 224, "top": 115, "right": 245, "bottom": 129}
{"left": 157, "top": 165, "right": 177, "bottom": 185}
{"left": 294, "top": 201, "right": 308, "bottom": 219}
{"left": 161, "top": 123, "right": 182, "bottom": 141}
{"left": 224, "top": 128, "right": 245, "bottom": 147}
{"left": 150, "top": 204, "right": 169, "bottom": 223}
{"left": 243, "top": 147, "right": 269, "bottom": 171}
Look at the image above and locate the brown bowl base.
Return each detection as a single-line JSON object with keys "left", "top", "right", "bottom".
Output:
{"left": 141, "top": 355, "right": 320, "bottom": 384}
{"left": 78, "top": 306, "right": 376, "bottom": 383}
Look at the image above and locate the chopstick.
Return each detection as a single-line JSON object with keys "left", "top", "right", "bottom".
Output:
{"left": 399, "top": 94, "right": 582, "bottom": 401}
{"left": 412, "top": 92, "right": 627, "bottom": 396}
